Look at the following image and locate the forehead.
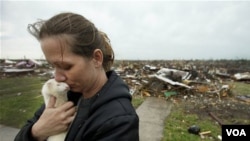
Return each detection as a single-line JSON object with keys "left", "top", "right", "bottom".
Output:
{"left": 40, "top": 36, "right": 77, "bottom": 63}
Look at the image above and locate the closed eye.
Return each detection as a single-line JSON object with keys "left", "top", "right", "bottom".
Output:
{"left": 61, "top": 65, "right": 71, "bottom": 70}
{"left": 48, "top": 61, "right": 72, "bottom": 71}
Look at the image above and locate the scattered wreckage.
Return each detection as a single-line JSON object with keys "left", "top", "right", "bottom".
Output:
{"left": 114, "top": 60, "right": 250, "bottom": 102}
{"left": 1, "top": 59, "right": 250, "bottom": 102}
{"left": 0, "top": 59, "right": 44, "bottom": 76}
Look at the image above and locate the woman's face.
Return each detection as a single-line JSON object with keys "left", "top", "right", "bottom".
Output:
{"left": 40, "top": 36, "right": 99, "bottom": 94}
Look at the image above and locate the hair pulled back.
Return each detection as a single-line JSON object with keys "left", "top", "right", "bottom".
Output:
{"left": 28, "top": 12, "right": 114, "bottom": 71}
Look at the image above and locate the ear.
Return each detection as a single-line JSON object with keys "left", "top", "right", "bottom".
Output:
{"left": 92, "top": 49, "right": 103, "bottom": 67}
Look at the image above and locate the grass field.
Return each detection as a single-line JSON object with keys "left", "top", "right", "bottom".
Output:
{"left": 162, "top": 102, "right": 222, "bottom": 141}
{"left": 0, "top": 76, "right": 46, "bottom": 128}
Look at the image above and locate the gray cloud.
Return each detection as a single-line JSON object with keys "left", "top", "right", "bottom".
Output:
{"left": 1, "top": 1, "right": 250, "bottom": 60}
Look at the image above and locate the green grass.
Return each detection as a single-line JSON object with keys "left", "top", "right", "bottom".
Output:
{"left": 230, "top": 81, "right": 250, "bottom": 95}
{"left": 0, "top": 76, "right": 45, "bottom": 128}
{"left": 162, "top": 105, "right": 221, "bottom": 141}
{"left": 132, "top": 95, "right": 145, "bottom": 108}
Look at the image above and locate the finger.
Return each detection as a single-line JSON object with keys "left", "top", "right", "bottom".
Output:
{"left": 63, "top": 115, "right": 75, "bottom": 125}
{"left": 47, "top": 96, "right": 56, "bottom": 108}
{"left": 67, "top": 115, "right": 75, "bottom": 123}
{"left": 59, "top": 101, "right": 74, "bottom": 111}
{"left": 65, "top": 106, "right": 76, "bottom": 116}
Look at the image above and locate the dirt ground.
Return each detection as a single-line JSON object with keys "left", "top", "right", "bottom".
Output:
{"left": 173, "top": 92, "right": 250, "bottom": 125}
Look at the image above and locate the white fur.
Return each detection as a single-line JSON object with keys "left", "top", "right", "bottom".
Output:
{"left": 41, "top": 79, "right": 70, "bottom": 141}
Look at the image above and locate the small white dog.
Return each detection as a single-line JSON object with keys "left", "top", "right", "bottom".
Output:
{"left": 41, "top": 79, "right": 70, "bottom": 141}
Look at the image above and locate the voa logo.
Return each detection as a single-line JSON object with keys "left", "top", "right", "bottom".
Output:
{"left": 226, "top": 129, "right": 246, "bottom": 136}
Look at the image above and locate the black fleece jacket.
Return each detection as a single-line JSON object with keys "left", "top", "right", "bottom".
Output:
{"left": 14, "top": 70, "right": 139, "bottom": 141}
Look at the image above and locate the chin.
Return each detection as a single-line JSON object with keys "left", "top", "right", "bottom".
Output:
{"left": 70, "top": 87, "right": 81, "bottom": 93}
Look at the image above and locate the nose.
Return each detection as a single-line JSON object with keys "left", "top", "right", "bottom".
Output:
{"left": 54, "top": 68, "right": 66, "bottom": 82}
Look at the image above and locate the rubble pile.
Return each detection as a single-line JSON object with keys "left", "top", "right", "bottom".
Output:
{"left": 113, "top": 60, "right": 250, "bottom": 100}
{"left": 0, "top": 59, "right": 52, "bottom": 78}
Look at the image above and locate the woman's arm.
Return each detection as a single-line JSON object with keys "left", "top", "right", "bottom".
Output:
{"left": 15, "top": 96, "right": 76, "bottom": 141}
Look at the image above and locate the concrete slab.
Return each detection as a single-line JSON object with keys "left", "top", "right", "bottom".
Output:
{"left": 136, "top": 97, "right": 172, "bottom": 141}
{"left": 0, "top": 124, "right": 20, "bottom": 141}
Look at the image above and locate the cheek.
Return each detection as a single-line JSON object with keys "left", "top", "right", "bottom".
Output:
{"left": 78, "top": 68, "right": 95, "bottom": 87}
{"left": 67, "top": 59, "right": 94, "bottom": 82}
{"left": 67, "top": 65, "right": 90, "bottom": 81}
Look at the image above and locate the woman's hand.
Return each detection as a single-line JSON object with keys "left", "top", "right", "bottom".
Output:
{"left": 31, "top": 96, "right": 76, "bottom": 141}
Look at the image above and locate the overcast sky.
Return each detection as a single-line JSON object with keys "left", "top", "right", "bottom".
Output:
{"left": 1, "top": 0, "right": 250, "bottom": 60}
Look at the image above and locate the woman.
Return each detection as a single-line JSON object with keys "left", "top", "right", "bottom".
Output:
{"left": 15, "top": 12, "right": 139, "bottom": 141}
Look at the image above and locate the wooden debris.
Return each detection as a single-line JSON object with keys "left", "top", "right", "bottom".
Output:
{"left": 199, "top": 131, "right": 211, "bottom": 135}
{"left": 208, "top": 112, "right": 223, "bottom": 126}
{"left": 199, "top": 131, "right": 211, "bottom": 138}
